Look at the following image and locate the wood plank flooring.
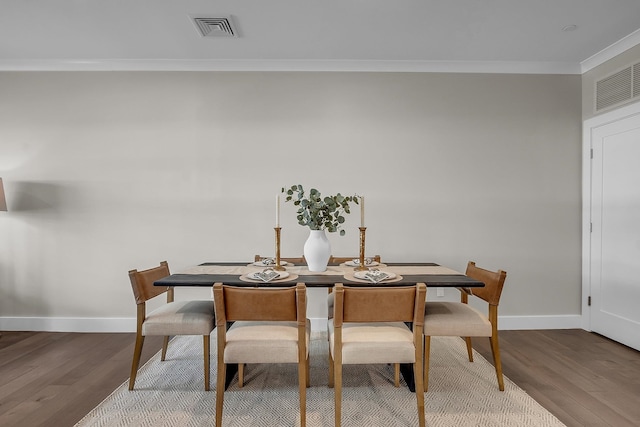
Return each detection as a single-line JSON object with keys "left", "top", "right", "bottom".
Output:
{"left": 0, "top": 332, "right": 163, "bottom": 427}
{"left": 473, "top": 330, "right": 640, "bottom": 427}
{"left": 0, "top": 329, "right": 639, "bottom": 426}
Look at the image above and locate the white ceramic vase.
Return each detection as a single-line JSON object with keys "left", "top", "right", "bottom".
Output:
{"left": 303, "top": 229, "right": 331, "bottom": 272}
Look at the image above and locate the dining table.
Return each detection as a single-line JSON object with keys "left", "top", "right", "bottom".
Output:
{"left": 154, "top": 260, "right": 485, "bottom": 391}
{"left": 154, "top": 261, "right": 484, "bottom": 289}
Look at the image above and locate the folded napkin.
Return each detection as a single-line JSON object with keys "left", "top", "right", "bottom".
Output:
{"left": 363, "top": 270, "right": 390, "bottom": 283}
{"left": 253, "top": 269, "right": 280, "bottom": 282}
{"left": 257, "top": 258, "right": 276, "bottom": 266}
{"left": 352, "top": 257, "right": 375, "bottom": 266}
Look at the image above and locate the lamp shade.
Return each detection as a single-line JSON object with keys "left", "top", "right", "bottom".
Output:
{"left": 0, "top": 178, "right": 7, "bottom": 211}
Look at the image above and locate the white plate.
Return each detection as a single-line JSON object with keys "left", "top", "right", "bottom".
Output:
{"left": 344, "top": 259, "right": 379, "bottom": 267}
{"left": 252, "top": 259, "right": 288, "bottom": 267}
{"left": 354, "top": 270, "right": 396, "bottom": 283}
{"left": 245, "top": 271, "right": 290, "bottom": 282}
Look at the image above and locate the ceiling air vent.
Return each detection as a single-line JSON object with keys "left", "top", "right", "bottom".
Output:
{"left": 191, "top": 15, "right": 238, "bottom": 38}
{"left": 595, "top": 62, "right": 640, "bottom": 112}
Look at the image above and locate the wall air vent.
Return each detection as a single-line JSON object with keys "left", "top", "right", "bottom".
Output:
{"left": 595, "top": 62, "right": 640, "bottom": 112}
{"left": 191, "top": 15, "right": 238, "bottom": 38}
{"left": 634, "top": 63, "right": 640, "bottom": 98}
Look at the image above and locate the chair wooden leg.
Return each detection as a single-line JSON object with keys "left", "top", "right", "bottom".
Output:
{"left": 203, "top": 335, "right": 210, "bottom": 391}
{"left": 128, "top": 334, "right": 145, "bottom": 390}
{"left": 423, "top": 336, "right": 431, "bottom": 391}
{"left": 306, "top": 356, "right": 310, "bottom": 387}
{"left": 215, "top": 332, "right": 226, "bottom": 427}
{"left": 334, "top": 359, "right": 342, "bottom": 427}
{"left": 161, "top": 335, "right": 170, "bottom": 361}
{"left": 298, "top": 357, "right": 307, "bottom": 427}
{"left": 489, "top": 335, "right": 505, "bottom": 391}
{"left": 394, "top": 363, "right": 400, "bottom": 387}
{"left": 215, "top": 362, "right": 226, "bottom": 427}
{"left": 238, "top": 363, "right": 244, "bottom": 388}
{"left": 464, "top": 337, "right": 474, "bottom": 362}
{"left": 414, "top": 361, "right": 426, "bottom": 427}
{"left": 328, "top": 351, "right": 334, "bottom": 388}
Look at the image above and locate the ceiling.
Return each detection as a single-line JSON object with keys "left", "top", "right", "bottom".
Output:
{"left": 2, "top": 0, "right": 640, "bottom": 74}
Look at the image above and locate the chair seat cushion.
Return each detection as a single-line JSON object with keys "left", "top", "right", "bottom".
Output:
{"left": 329, "top": 322, "right": 415, "bottom": 364}
{"left": 423, "top": 302, "right": 491, "bottom": 337}
{"left": 224, "top": 320, "right": 311, "bottom": 364}
{"left": 142, "top": 300, "right": 214, "bottom": 336}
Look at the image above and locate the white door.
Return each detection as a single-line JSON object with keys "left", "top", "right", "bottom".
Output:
{"left": 590, "top": 111, "right": 640, "bottom": 351}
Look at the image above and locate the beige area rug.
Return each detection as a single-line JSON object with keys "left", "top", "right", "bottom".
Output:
{"left": 76, "top": 332, "right": 566, "bottom": 427}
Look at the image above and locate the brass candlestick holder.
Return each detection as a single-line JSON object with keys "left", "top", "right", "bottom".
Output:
{"left": 273, "top": 227, "right": 286, "bottom": 271}
{"left": 355, "top": 226, "right": 368, "bottom": 271}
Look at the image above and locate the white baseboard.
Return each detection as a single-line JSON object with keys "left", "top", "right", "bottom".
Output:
{"left": 0, "top": 317, "right": 136, "bottom": 333}
{"left": 497, "top": 315, "right": 582, "bottom": 330}
{"left": 1, "top": 314, "right": 583, "bottom": 333}
{"left": 313, "top": 315, "right": 582, "bottom": 331}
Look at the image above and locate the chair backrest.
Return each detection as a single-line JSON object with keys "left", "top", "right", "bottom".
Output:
{"left": 333, "top": 283, "right": 426, "bottom": 326}
{"left": 254, "top": 254, "right": 306, "bottom": 264}
{"left": 213, "top": 283, "right": 307, "bottom": 325}
{"left": 465, "top": 261, "right": 507, "bottom": 306}
{"left": 329, "top": 255, "right": 381, "bottom": 264}
{"left": 129, "top": 261, "right": 171, "bottom": 305}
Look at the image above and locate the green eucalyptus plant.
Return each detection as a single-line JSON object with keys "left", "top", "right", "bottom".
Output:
{"left": 282, "top": 184, "right": 359, "bottom": 236}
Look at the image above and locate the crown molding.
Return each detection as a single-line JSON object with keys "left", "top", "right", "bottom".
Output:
{"left": 581, "top": 28, "right": 640, "bottom": 73}
{"left": 0, "top": 59, "right": 581, "bottom": 74}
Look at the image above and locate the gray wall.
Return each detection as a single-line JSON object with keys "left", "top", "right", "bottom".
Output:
{"left": 0, "top": 71, "right": 582, "bottom": 331}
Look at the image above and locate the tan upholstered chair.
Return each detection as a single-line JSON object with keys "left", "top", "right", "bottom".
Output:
{"left": 329, "top": 283, "right": 427, "bottom": 427}
{"left": 128, "top": 261, "right": 215, "bottom": 390}
{"left": 253, "top": 254, "right": 381, "bottom": 266}
{"left": 213, "top": 283, "right": 310, "bottom": 427}
{"left": 327, "top": 255, "right": 382, "bottom": 315}
{"left": 254, "top": 254, "right": 306, "bottom": 264}
{"left": 328, "top": 254, "right": 381, "bottom": 264}
{"left": 423, "top": 261, "right": 507, "bottom": 391}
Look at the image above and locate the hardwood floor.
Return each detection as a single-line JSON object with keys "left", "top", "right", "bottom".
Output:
{"left": 473, "top": 329, "right": 640, "bottom": 427}
{"left": 0, "top": 332, "right": 163, "bottom": 427}
{"left": 0, "top": 329, "right": 638, "bottom": 426}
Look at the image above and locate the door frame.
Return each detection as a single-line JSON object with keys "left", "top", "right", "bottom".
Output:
{"left": 582, "top": 100, "right": 640, "bottom": 331}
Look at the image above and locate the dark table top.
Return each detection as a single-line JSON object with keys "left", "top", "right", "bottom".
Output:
{"left": 154, "top": 262, "right": 485, "bottom": 288}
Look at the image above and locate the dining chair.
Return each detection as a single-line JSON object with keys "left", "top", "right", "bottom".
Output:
{"left": 213, "top": 282, "right": 310, "bottom": 427}
{"left": 128, "top": 261, "right": 215, "bottom": 391}
{"left": 328, "top": 254, "right": 381, "bottom": 264}
{"left": 329, "top": 282, "right": 427, "bottom": 427}
{"left": 327, "top": 254, "right": 382, "bottom": 305}
{"left": 254, "top": 254, "right": 306, "bottom": 264}
{"left": 423, "top": 261, "right": 507, "bottom": 391}
{"left": 253, "top": 254, "right": 382, "bottom": 265}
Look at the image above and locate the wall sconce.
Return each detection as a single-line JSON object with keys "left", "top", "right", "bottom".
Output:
{"left": 0, "top": 178, "right": 7, "bottom": 211}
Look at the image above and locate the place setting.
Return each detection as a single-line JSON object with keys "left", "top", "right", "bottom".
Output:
{"left": 344, "top": 267, "right": 403, "bottom": 284}
{"left": 251, "top": 257, "right": 289, "bottom": 267}
{"left": 341, "top": 257, "right": 381, "bottom": 267}
{"left": 240, "top": 267, "right": 298, "bottom": 283}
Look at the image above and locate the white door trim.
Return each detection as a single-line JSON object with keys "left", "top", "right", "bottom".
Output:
{"left": 582, "top": 101, "right": 640, "bottom": 331}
